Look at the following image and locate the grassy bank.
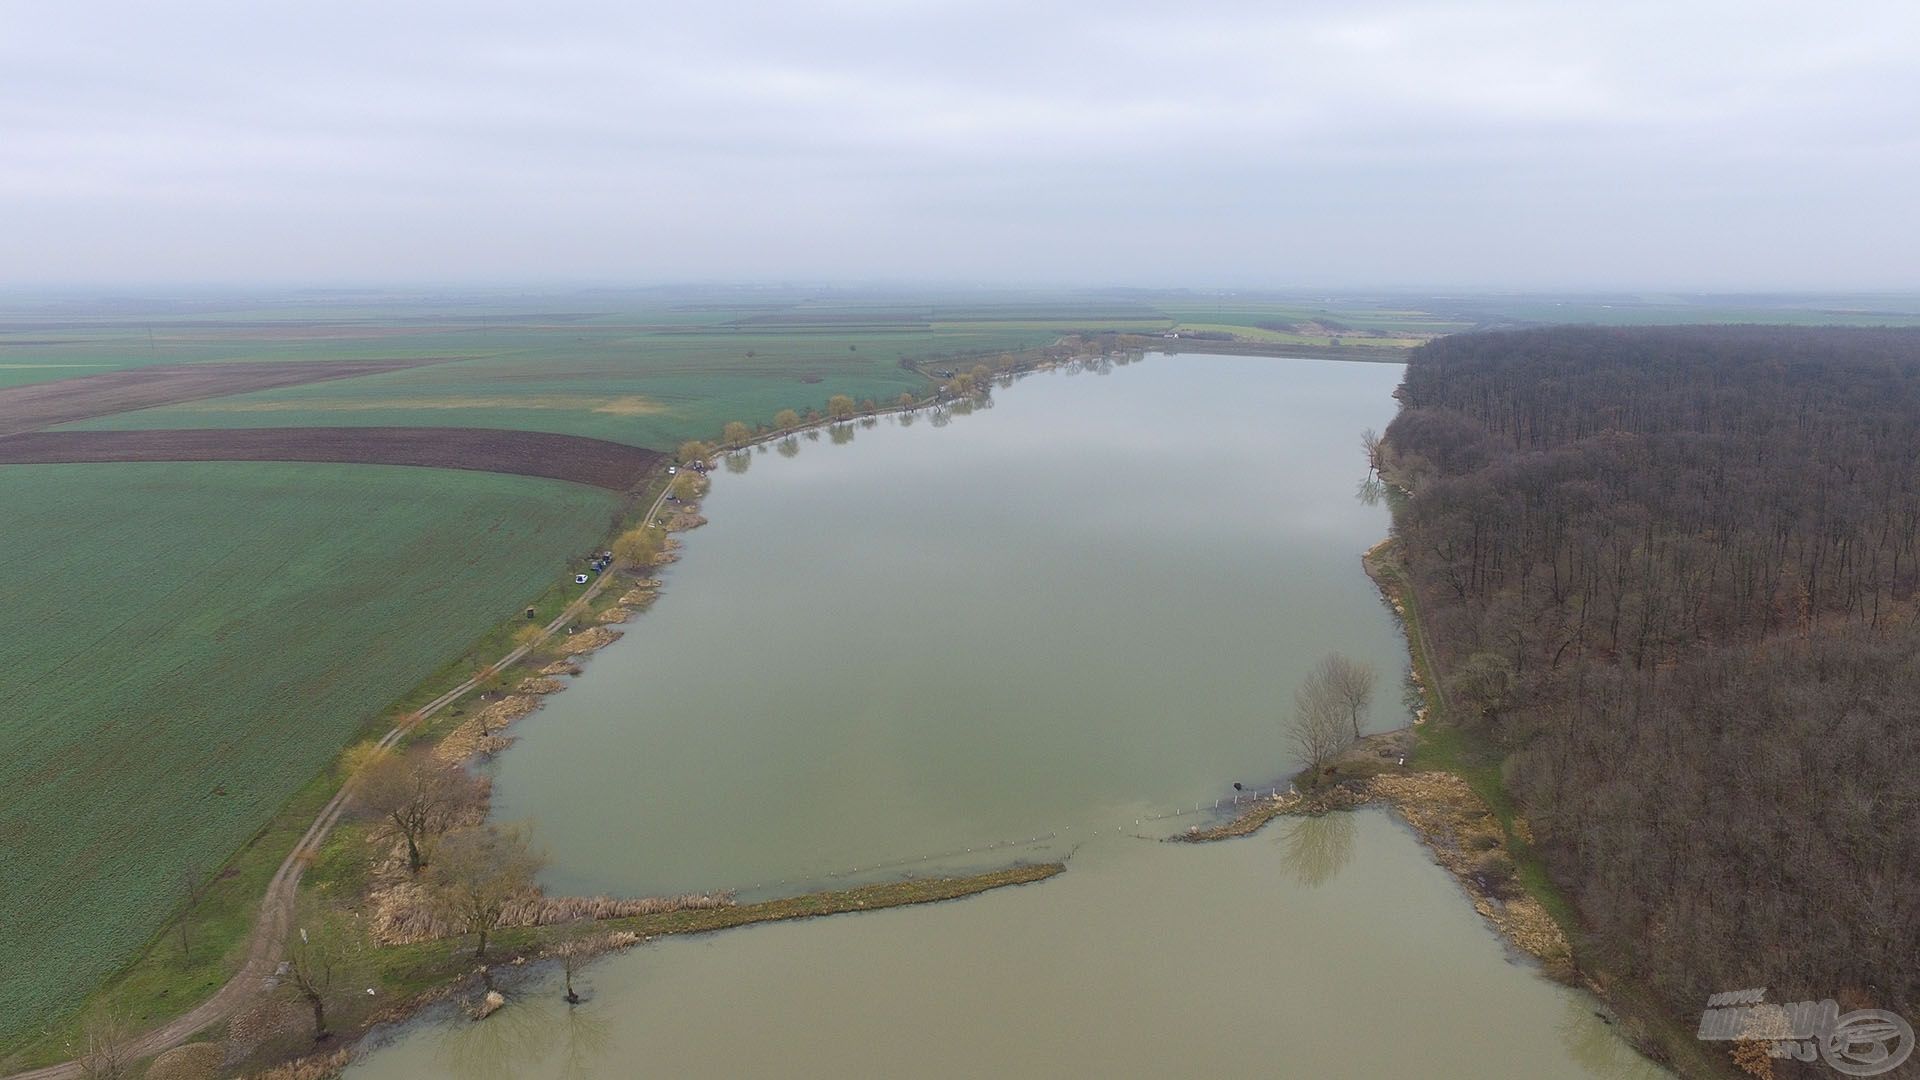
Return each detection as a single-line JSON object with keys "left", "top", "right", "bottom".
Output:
{"left": 1364, "top": 537, "right": 1578, "bottom": 937}
{"left": 2, "top": 340, "right": 1027, "bottom": 1069}
{"left": 0, "top": 772, "right": 334, "bottom": 1072}
{"left": 251, "top": 863, "right": 1065, "bottom": 1080}
{"left": 1364, "top": 534, "right": 1728, "bottom": 1077}
{"left": 0, "top": 463, "right": 626, "bottom": 1051}
{"left": 0, "top": 471, "right": 668, "bottom": 1072}
{"left": 375, "top": 862, "right": 1066, "bottom": 1001}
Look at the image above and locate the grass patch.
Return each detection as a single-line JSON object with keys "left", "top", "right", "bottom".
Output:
{"left": 1368, "top": 538, "right": 1580, "bottom": 941}
{"left": 369, "top": 863, "right": 1065, "bottom": 1003}
{"left": 0, "top": 768, "right": 336, "bottom": 1069}
{"left": 0, "top": 462, "right": 620, "bottom": 1041}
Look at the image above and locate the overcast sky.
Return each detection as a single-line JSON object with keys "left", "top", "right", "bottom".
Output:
{"left": 3, "top": 0, "right": 1916, "bottom": 290}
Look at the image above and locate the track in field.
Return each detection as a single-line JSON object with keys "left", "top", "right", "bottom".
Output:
{"left": 0, "top": 358, "right": 452, "bottom": 436}
{"left": 0, "top": 427, "right": 662, "bottom": 490}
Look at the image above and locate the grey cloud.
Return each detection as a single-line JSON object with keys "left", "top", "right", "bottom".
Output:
{"left": 2, "top": 0, "right": 1916, "bottom": 288}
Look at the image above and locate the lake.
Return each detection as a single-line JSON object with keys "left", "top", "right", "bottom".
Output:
{"left": 348, "top": 354, "right": 1663, "bottom": 1078}
{"left": 494, "top": 353, "right": 1414, "bottom": 897}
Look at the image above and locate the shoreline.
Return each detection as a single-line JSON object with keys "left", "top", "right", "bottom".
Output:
{"left": 1, "top": 345, "right": 1089, "bottom": 1076}
{"left": 16, "top": 345, "right": 1467, "bottom": 1078}
{"left": 269, "top": 864, "right": 1067, "bottom": 1080}
{"left": 2, "top": 341, "right": 1071, "bottom": 1076}
{"left": 1344, "top": 520, "right": 1704, "bottom": 1075}
{"left": 1171, "top": 754, "right": 1575, "bottom": 977}
{"left": 1172, "top": 528, "right": 1574, "bottom": 977}
{"left": 0, "top": 473, "right": 685, "bottom": 1080}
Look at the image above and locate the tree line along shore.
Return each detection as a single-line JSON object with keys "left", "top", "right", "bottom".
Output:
{"left": 1184, "top": 325, "right": 1920, "bottom": 1078}
{"left": 1374, "top": 325, "right": 1920, "bottom": 1078}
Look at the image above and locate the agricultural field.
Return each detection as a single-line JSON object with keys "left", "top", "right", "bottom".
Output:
{"left": 53, "top": 318, "right": 1059, "bottom": 447}
{"left": 5, "top": 285, "right": 1918, "bottom": 1046}
{"left": 0, "top": 461, "right": 618, "bottom": 1039}
{"left": 11, "top": 290, "right": 1463, "bottom": 449}
{"left": 0, "top": 428, "right": 661, "bottom": 489}
{"left": 0, "top": 359, "right": 445, "bottom": 436}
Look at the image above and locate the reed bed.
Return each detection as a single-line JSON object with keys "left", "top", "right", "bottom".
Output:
{"left": 373, "top": 884, "right": 734, "bottom": 945}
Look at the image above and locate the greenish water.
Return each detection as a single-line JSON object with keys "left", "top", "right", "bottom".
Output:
{"left": 492, "top": 354, "right": 1416, "bottom": 897}
{"left": 348, "top": 815, "right": 1660, "bottom": 1080}
{"left": 348, "top": 354, "right": 1664, "bottom": 1078}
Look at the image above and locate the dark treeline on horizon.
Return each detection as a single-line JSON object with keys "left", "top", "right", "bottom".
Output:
{"left": 1383, "top": 325, "right": 1920, "bottom": 1026}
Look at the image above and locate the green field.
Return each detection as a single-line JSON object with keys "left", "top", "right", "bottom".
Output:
{"left": 33, "top": 308, "right": 1071, "bottom": 446}
{"left": 5, "top": 285, "right": 1918, "bottom": 1044}
{"left": 0, "top": 462, "right": 617, "bottom": 1037}
{"left": 61, "top": 328, "right": 1038, "bottom": 446}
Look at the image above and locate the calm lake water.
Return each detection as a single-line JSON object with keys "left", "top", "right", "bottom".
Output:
{"left": 348, "top": 815, "right": 1660, "bottom": 1080}
{"left": 494, "top": 353, "right": 1414, "bottom": 897}
{"left": 348, "top": 354, "right": 1664, "bottom": 1078}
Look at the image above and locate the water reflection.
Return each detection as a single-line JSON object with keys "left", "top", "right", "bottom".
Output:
{"left": 723, "top": 451, "right": 751, "bottom": 475}
{"left": 430, "top": 996, "right": 558, "bottom": 1080}
{"left": 423, "top": 993, "right": 616, "bottom": 1080}
{"left": 353, "top": 808, "right": 1663, "bottom": 1079}
{"left": 554, "top": 1004, "right": 614, "bottom": 1080}
{"left": 1355, "top": 475, "right": 1387, "bottom": 507}
{"left": 1277, "top": 812, "right": 1356, "bottom": 887}
{"left": 775, "top": 436, "right": 800, "bottom": 458}
{"left": 829, "top": 424, "right": 854, "bottom": 445}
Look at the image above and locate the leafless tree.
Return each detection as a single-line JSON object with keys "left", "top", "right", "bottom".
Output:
{"left": 1288, "top": 674, "right": 1351, "bottom": 784}
{"left": 426, "top": 824, "right": 547, "bottom": 958}
{"left": 355, "top": 751, "right": 483, "bottom": 873}
{"left": 76, "top": 1008, "right": 136, "bottom": 1080}
{"left": 1311, "top": 653, "right": 1377, "bottom": 739}
{"left": 553, "top": 924, "right": 606, "bottom": 1005}
{"left": 1385, "top": 325, "right": 1920, "bottom": 1022}
{"left": 284, "top": 899, "right": 369, "bottom": 1041}
{"left": 1447, "top": 651, "right": 1515, "bottom": 730}
{"left": 174, "top": 862, "right": 209, "bottom": 965}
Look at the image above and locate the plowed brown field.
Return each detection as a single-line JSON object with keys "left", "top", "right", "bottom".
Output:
{"left": 0, "top": 427, "right": 661, "bottom": 490}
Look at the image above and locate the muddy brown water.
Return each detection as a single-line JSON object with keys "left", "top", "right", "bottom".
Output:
{"left": 348, "top": 815, "right": 1662, "bottom": 1079}
{"left": 349, "top": 355, "right": 1665, "bottom": 1077}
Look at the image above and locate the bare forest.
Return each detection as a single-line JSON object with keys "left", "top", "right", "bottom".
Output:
{"left": 1383, "top": 326, "right": 1920, "bottom": 1021}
